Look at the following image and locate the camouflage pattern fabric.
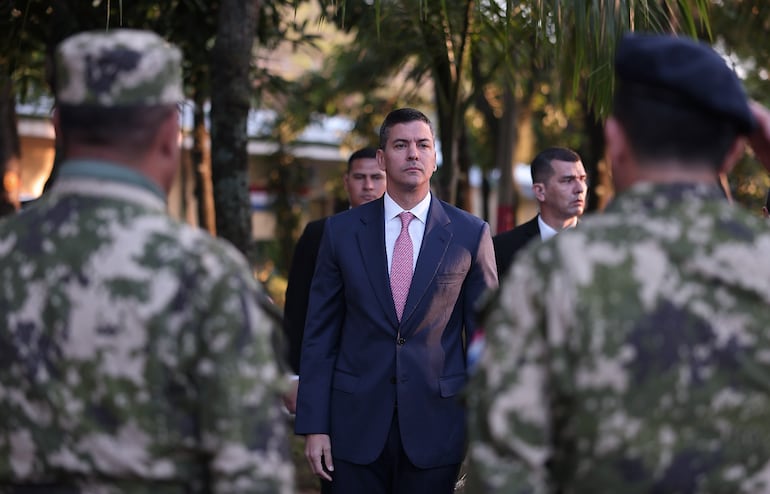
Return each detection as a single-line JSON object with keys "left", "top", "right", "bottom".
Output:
{"left": 467, "top": 182, "right": 770, "bottom": 494}
{"left": 0, "top": 168, "right": 294, "bottom": 493}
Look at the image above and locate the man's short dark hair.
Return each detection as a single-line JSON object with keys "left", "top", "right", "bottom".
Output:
{"left": 612, "top": 81, "right": 740, "bottom": 170}
{"left": 378, "top": 108, "right": 434, "bottom": 150}
{"left": 57, "top": 104, "right": 177, "bottom": 158}
{"left": 530, "top": 147, "right": 581, "bottom": 184}
{"left": 347, "top": 147, "right": 377, "bottom": 173}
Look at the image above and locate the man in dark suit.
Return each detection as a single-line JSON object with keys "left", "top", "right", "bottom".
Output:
{"left": 295, "top": 108, "right": 498, "bottom": 493}
{"left": 493, "top": 147, "right": 587, "bottom": 277}
{"left": 283, "top": 147, "right": 384, "bottom": 494}
{"left": 282, "top": 147, "right": 385, "bottom": 407}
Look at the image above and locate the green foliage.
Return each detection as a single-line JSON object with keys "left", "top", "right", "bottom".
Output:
{"left": 729, "top": 155, "right": 770, "bottom": 214}
{"left": 6, "top": 0, "right": 770, "bottom": 265}
{"left": 1, "top": 1, "right": 219, "bottom": 101}
{"left": 533, "top": 0, "right": 713, "bottom": 119}
{"left": 709, "top": 1, "right": 770, "bottom": 210}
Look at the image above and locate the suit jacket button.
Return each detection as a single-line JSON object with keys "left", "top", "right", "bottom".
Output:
{"left": 390, "top": 376, "right": 396, "bottom": 384}
{"left": 397, "top": 337, "right": 406, "bottom": 345}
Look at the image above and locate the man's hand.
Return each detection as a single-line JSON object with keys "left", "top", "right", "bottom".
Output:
{"left": 748, "top": 100, "right": 770, "bottom": 172}
{"left": 282, "top": 379, "right": 299, "bottom": 414}
{"left": 305, "top": 434, "right": 334, "bottom": 482}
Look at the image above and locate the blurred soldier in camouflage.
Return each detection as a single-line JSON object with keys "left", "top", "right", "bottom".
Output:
{"left": 467, "top": 33, "right": 770, "bottom": 493}
{"left": 0, "top": 29, "right": 293, "bottom": 493}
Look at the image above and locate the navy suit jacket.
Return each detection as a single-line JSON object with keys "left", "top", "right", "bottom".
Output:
{"left": 492, "top": 215, "right": 541, "bottom": 278}
{"left": 295, "top": 195, "right": 498, "bottom": 468}
{"left": 282, "top": 218, "right": 326, "bottom": 374}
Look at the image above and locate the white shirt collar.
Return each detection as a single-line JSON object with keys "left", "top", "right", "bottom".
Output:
{"left": 384, "top": 191, "right": 431, "bottom": 224}
{"left": 538, "top": 214, "right": 577, "bottom": 241}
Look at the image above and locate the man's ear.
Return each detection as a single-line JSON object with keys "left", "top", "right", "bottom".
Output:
{"left": 156, "top": 109, "right": 180, "bottom": 160}
{"left": 50, "top": 105, "right": 62, "bottom": 150}
{"left": 532, "top": 183, "right": 545, "bottom": 202}
{"left": 604, "top": 116, "right": 634, "bottom": 192}
{"left": 52, "top": 106, "right": 61, "bottom": 136}
{"left": 342, "top": 172, "right": 351, "bottom": 194}
{"left": 149, "top": 109, "right": 181, "bottom": 193}
{"left": 604, "top": 116, "right": 626, "bottom": 170}
{"left": 376, "top": 148, "right": 386, "bottom": 171}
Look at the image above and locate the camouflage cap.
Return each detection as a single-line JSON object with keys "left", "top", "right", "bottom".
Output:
{"left": 55, "top": 29, "right": 183, "bottom": 107}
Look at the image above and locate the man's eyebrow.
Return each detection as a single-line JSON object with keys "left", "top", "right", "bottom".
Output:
{"left": 393, "top": 137, "right": 431, "bottom": 143}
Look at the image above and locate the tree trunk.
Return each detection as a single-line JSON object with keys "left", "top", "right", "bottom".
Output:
{"left": 209, "top": 0, "right": 260, "bottom": 259}
{"left": 456, "top": 123, "right": 472, "bottom": 213}
{"left": 431, "top": 0, "right": 474, "bottom": 208}
{"left": 0, "top": 74, "right": 20, "bottom": 216}
{"left": 268, "top": 144, "right": 300, "bottom": 275}
{"left": 494, "top": 88, "right": 518, "bottom": 234}
{"left": 192, "top": 88, "right": 217, "bottom": 235}
{"left": 469, "top": 36, "right": 524, "bottom": 234}
{"left": 434, "top": 101, "right": 461, "bottom": 205}
{"left": 580, "top": 100, "right": 610, "bottom": 212}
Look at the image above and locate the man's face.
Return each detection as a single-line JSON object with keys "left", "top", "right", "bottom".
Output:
{"left": 377, "top": 121, "right": 436, "bottom": 193}
{"left": 534, "top": 159, "right": 588, "bottom": 220}
{"left": 343, "top": 157, "right": 386, "bottom": 208}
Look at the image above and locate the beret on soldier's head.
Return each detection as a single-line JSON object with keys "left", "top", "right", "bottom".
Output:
{"left": 615, "top": 33, "right": 755, "bottom": 134}
{"left": 55, "top": 29, "right": 183, "bottom": 107}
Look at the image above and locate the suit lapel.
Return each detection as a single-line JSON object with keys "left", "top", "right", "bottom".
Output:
{"left": 401, "top": 196, "right": 451, "bottom": 327}
{"left": 356, "top": 198, "right": 400, "bottom": 329}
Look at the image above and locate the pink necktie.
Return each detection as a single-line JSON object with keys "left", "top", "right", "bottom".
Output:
{"left": 390, "top": 212, "right": 414, "bottom": 322}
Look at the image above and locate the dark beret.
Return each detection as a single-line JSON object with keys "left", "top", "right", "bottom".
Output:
{"left": 615, "top": 33, "right": 755, "bottom": 134}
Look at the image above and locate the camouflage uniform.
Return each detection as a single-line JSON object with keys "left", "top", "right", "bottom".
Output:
{"left": 467, "top": 182, "right": 770, "bottom": 494}
{"left": 0, "top": 29, "right": 293, "bottom": 493}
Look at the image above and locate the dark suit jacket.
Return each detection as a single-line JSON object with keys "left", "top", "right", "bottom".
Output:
{"left": 295, "top": 195, "right": 498, "bottom": 468}
{"left": 493, "top": 215, "right": 541, "bottom": 278}
{"left": 283, "top": 218, "right": 326, "bottom": 374}
{"left": 282, "top": 218, "right": 326, "bottom": 374}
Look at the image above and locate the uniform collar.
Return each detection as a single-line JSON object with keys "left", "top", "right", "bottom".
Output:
{"left": 58, "top": 159, "right": 166, "bottom": 201}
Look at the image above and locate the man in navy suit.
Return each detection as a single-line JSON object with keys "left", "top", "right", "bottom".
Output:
{"left": 295, "top": 108, "right": 498, "bottom": 493}
{"left": 493, "top": 147, "right": 587, "bottom": 278}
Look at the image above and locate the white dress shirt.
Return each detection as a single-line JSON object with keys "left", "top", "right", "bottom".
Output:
{"left": 384, "top": 191, "right": 431, "bottom": 272}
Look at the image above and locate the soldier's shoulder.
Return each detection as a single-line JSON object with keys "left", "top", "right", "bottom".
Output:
{"left": 173, "top": 222, "right": 247, "bottom": 261}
